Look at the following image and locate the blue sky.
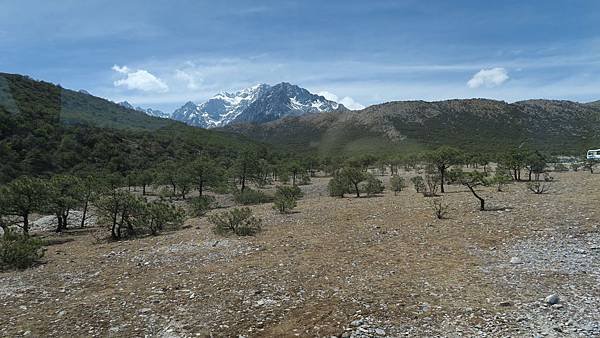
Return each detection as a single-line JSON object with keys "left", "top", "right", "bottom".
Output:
{"left": 1, "top": 0, "right": 600, "bottom": 111}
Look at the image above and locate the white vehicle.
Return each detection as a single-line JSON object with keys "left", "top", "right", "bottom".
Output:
{"left": 586, "top": 149, "right": 600, "bottom": 160}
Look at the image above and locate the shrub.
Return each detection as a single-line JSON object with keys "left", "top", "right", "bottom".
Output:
{"left": 209, "top": 208, "right": 261, "bottom": 236}
{"left": 95, "top": 191, "right": 184, "bottom": 239}
{"left": 570, "top": 163, "right": 581, "bottom": 172}
{"left": 492, "top": 170, "right": 512, "bottom": 192}
{"left": 362, "top": 174, "right": 384, "bottom": 196}
{"left": 189, "top": 195, "right": 217, "bottom": 217}
{"left": 428, "top": 197, "right": 449, "bottom": 219}
{"left": 273, "top": 186, "right": 304, "bottom": 214}
{"left": 0, "top": 230, "right": 45, "bottom": 270}
{"left": 389, "top": 175, "right": 406, "bottom": 195}
{"left": 234, "top": 188, "right": 273, "bottom": 205}
{"left": 143, "top": 201, "right": 186, "bottom": 236}
{"left": 328, "top": 173, "right": 350, "bottom": 197}
{"left": 410, "top": 176, "right": 425, "bottom": 193}
{"left": 527, "top": 181, "right": 550, "bottom": 194}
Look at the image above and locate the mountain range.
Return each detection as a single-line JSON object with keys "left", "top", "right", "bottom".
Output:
{"left": 3, "top": 71, "right": 600, "bottom": 157}
{"left": 170, "top": 82, "right": 345, "bottom": 128}
{"left": 118, "top": 101, "right": 170, "bottom": 119}
{"left": 226, "top": 98, "right": 600, "bottom": 155}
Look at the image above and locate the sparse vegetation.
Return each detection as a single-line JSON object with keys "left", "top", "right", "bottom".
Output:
{"left": 362, "top": 174, "right": 384, "bottom": 196}
{"left": 527, "top": 181, "right": 551, "bottom": 194}
{"left": 429, "top": 197, "right": 449, "bottom": 219}
{"left": 189, "top": 195, "right": 217, "bottom": 217}
{"left": 209, "top": 207, "right": 261, "bottom": 236}
{"left": 273, "top": 185, "right": 303, "bottom": 214}
{"left": 234, "top": 188, "right": 273, "bottom": 205}
{"left": 0, "top": 229, "right": 45, "bottom": 270}
{"left": 389, "top": 175, "right": 406, "bottom": 195}
{"left": 328, "top": 173, "right": 350, "bottom": 198}
{"left": 410, "top": 176, "right": 425, "bottom": 193}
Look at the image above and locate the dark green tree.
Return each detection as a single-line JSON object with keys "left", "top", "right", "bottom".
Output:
{"left": 1, "top": 177, "right": 49, "bottom": 235}
{"left": 425, "top": 146, "right": 463, "bottom": 193}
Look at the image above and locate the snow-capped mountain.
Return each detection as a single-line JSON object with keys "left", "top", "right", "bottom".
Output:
{"left": 171, "top": 82, "right": 344, "bottom": 128}
{"left": 118, "top": 101, "right": 170, "bottom": 119}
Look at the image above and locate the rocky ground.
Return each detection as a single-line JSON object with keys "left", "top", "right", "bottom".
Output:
{"left": 1, "top": 170, "right": 599, "bottom": 337}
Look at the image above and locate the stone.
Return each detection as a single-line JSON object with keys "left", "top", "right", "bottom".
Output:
{"left": 375, "top": 328, "right": 386, "bottom": 335}
{"left": 545, "top": 294, "right": 560, "bottom": 305}
{"left": 510, "top": 257, "right": 522, "bottom": 264}
{"left": 350, "top": 319, "right": 363, "bottom": 327}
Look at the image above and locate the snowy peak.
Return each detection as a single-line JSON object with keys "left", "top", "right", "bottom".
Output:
{"left": 171, "top": 83, "right": 343, "bottom": 128}
{"left": 118, "top": 101, "right": 170, "bottom": 119}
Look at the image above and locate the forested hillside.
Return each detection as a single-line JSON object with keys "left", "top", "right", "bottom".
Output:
{"left": 0, "top": 72, "right": 265, "bottom": 183}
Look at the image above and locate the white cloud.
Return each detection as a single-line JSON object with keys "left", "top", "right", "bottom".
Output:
{"left": 111, "top": 65, "right": 130, "bottom": 74}
{"left": 467, "top": 67, "right": 509, "bottom": 88}
{"left": 175, "top": 69, "right": 200, "bottom": 90}
{"left": 318, "top": 91, "right": 365, "bottom": 110}
{"left": 112, "top": 64, "right": 169, "bottom": 93}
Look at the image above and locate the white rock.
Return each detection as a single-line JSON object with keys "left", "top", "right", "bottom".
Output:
{"left": 510, "top": 256, "right": 522, "bottom": 264}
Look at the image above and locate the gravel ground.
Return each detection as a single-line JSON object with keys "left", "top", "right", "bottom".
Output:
{"left": 1, "top": 170, "right": 599, "bottom": 337}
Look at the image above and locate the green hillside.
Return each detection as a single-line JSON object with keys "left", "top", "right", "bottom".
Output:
{"left": 0, "top": 72, "right": 263, "bottom": 183}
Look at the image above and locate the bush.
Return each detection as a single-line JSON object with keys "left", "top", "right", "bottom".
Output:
{"left": 362, "top": 174, "right": 384, "bottom": 196}
{"left": 0, "top": 230, "right": 45, "bottom": 270}
{"left": 234, "top": 188, "right": 273, "bottom": 205}
{"left": 189, "top": 195, "right": 217, "bottom": 217}
{"left": 273, "top": 186, "right": 304, "bottom": 214}
{"left": 389, "top": 175, "right": 406, "bottom": 195}
{"left": 527, "top": 181, "right": 550, "bottom": 194}
{"left": 492, "top": 171, "right": 512, "bottom": 192}
{"left": 428, "top": 197, "right": 449, "bottom": 219}
{"left": 95, "top": 191, "right": 185, "bottom": 239}
{"left": 209, "top": 208, "right": 261, "bottom": 236}
{"left": 328, "top": 173, "right": 350, "bottom": 197}
{"left": 410, "top": 176, "right": 425, "bottom": 193}
{"left": 143, "top": 201, "right": 186, "bottom": 236}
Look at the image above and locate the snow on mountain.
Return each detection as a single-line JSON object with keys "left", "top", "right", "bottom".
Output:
{"left": 171, "top": 82, "right": 344, "bottom": 128}
{"left": 118, "top": 101, "right": 170, "bottom": 119}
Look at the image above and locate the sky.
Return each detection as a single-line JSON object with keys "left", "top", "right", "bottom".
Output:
{"left": 1, "top": 0, "right": 600, "bottom": 112}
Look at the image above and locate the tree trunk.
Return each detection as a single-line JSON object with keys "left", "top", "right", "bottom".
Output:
{"left": 55, "top": 214, "right": 63, "bottom": 232}
{"left": 142, "top": 184, "right": 146, "bottom": 196}
{"left": 22, "top": 213, "right": 29, "bottom": 236}
{"left": 198, "top": 180, "right": 203, "bottom": 197}
{"left": 81, "top": 200, "right": 88, "bottom": 228}
{"left": 440, "top": 167, "right": 445, "bottom": 193}
{"left": 466, "top": 184, "right": 485, "bottom": 211}
{"left": 354, "top": 183, "right": 360, "bottom": 197}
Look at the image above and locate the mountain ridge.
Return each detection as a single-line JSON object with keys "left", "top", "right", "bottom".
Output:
{"left": 171, "top": 82, "right": 346, "bottom": 128}
{"left": 225, "top": 97, "right": 600, "bottom": 155}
